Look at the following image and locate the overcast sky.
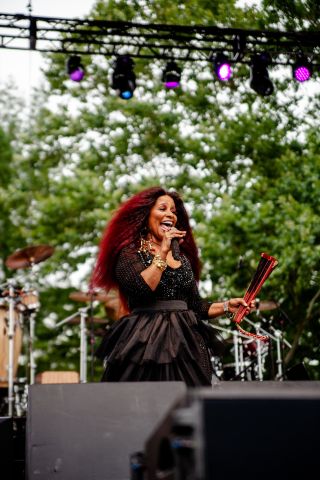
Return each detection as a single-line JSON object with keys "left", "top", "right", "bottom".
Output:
{"left": 0, "top": 0, "right": 96, "bottom": 98}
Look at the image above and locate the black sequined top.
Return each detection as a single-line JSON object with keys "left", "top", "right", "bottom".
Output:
{"left": 115, "top": 244, "right": 211, "bottom": 318}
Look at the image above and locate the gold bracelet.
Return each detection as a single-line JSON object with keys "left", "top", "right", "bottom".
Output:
{"left": 152, "top": 254, "right": 167, "bottom": 272}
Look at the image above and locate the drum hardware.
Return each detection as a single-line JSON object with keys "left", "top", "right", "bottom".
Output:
{"left": 1, "top": 288, "right": 39, "bottom": 416}
{"left": 1, "top": 245, "right": 53, "bottom": 417}
{"left": 216, "top": 298, "right": 286, "bottom": 381}
{"left": 17, "top": 286, "right": 40, "bottom": 386}
{"left": 243, "top": 316, "right": 283, "bottom": 380}
{"left": 6, "top": 286, "right": 40, "bottom": 387}
{"left": 214, "top": 321, "right": 277, "bottom": 381}
{"left": 1, "top": 279, "right": 20, "bottom": 416}
{"left": 69, "top": 290, "right": 111, "bottom": 303}
{"left": 68, "top": 316, "right": 108, "bottom": 325}
{"left": 69, "top": 289, "right": 122, "bottom": 321}
{"left": 13, "top": 380, "right": 28, "bottom": 417}
{"left": 16, "top": 288, "right": 40, "bottom": 312}
{"left": 254, "top": 299, "right": 279, "bottom": 312}
{"left": 268, "top": 324, "right": 292, "bottom": 380}
{"left": 5, "top": 244, "right": 55, "bottom": 270}
{"left": 27, "top": 309, "right": 37, "bottom": 385}
{"left": 212, "top": 325, "right": 255, "bottom": 381}
{"left": 55, "top": 306, "right": 93, "bottom": 384}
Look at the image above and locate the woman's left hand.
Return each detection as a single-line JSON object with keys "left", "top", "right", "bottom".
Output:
{"left": 228, "top": 298, "right": 255, "bottom": 315}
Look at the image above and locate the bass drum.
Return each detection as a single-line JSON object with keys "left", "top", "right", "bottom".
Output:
{"left": 0, "top": 307, "right": 23, "bottom": 387}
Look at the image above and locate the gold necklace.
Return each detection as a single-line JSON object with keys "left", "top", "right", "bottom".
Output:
{"left": 139, "top": 236, "right": 164, "bottom": 255}
{"left": 138, "top": 237, "right": 154, "bottom": 254}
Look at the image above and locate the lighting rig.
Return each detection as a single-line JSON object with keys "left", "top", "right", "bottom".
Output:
{"left": 0, "top": 13, "right": 319, "bottom": 98}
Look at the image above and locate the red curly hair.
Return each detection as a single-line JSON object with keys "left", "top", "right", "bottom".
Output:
{"left": 90, "top": 186, "right": 201, "bottom": 297}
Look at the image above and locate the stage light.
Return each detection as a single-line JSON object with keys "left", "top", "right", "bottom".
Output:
{"left": 213, "top": 53, "right": 232, "bottom": 81}
{"left": 292, "top": 55, "right": 312, "bottom": 82}
{"left": 112, "top": 55, "right": 136, "bottom": 100}
{"left": 162, "top": 61, "right": 181, "bottom": 89}
{"left": 250, "top": 53, "right": 274, "bottom": 96}
{"left": 67, "top": 55, "right": 85, "bottom": 82}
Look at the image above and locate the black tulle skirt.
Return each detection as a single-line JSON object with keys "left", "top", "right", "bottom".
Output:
{"left": 96, "top": 300, "right": 225, "bottom": 387}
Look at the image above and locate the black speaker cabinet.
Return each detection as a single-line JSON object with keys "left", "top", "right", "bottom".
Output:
{"left": 145, "top": 381, "right": 320, "bottom": 480}
{"left": 0, "top": 416, "right": 13, "bottom": 478}
{"left": 26, "top": 381, "right": 186, "bottom": 480}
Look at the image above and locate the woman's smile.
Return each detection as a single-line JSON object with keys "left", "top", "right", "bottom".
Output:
{"left": 148, "top": 195, "right": 177, "bottom": 240}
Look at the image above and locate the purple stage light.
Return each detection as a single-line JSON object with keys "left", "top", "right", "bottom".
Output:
{"left": 294, "top": 66, "right": 311, "bottom": 82}
{"left": 165, "top": 80, "right": 180, "bottom": 89}
{"left": 162, "top": 61, "right": 181, "bottom": 90}
{"left": 67, "top": 56, "right": 85, "bottom": 83}
{"left": 213, "top": 53, "right": 232, "bottom": 82}
{"left": 292, "top": 55, "right": 312, "bottom": 83}
{"left": 69, "top": 68, "right": 85, "bottom": 82}
{"left": 217, "top": 63, "right": 232, "bottom": 81}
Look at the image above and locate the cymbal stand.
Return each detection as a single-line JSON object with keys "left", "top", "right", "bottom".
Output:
{"left": 234, "top": 331, "right": 246, "bottom": 380}
{"left": 256, "top": 330, "right": 264, "bottom": 381}
{"left": 7, "top": 279, "right": 17, "bottom": 416}
{"left": 243, "top": 317, "right": 277, "bottom": 381}
{"left": 79, "top": 308, "right": 88, "bottom": 383}
{"left": 274, "top": 329, "right": 283, "bottom": 379}
{"left": 268, "top": 326, "right": 292, "bottom": 380}
{"left": 18, "top": 269, "right": 38, "bottom": 386}
{"left": 213, "top": 325, "right": 251, "bottom": 381}
{"left": 29, "top": 310, "right": 37, "bottom": 384}
{"left": 55, "top": 307, "right": 90, "bottom": 383}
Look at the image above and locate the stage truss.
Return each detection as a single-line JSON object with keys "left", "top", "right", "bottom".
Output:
{"left": 0, "top": 13, "right": 320, "bottom": 65}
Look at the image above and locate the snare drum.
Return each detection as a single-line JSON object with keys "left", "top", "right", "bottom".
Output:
{"left": 0, "top": 307, "right": 22, "bottom": 387}
{"left": 18, "top": 289, "right": 40, "bottom": 311}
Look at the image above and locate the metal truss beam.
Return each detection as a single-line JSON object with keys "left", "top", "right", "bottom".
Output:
{"left": 0, "top": 13, "right": 320, "bottom": 65}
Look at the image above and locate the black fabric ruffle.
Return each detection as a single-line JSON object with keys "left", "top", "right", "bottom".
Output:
{"left": 96, "top": 305, "right": 225, "bottom": 387}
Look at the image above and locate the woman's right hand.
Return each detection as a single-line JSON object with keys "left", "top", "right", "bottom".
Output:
{"left": 160, "top": 227, "right": 186, "bottom": 254}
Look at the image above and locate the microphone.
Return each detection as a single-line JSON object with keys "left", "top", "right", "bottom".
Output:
{"left": 171, "top": 238, "right": 180, "bottom": 260}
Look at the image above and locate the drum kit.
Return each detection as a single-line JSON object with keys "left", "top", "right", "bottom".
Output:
{"left": 211, "top": 299, "right": 292, "bottom": 382}
{"left": 0, "top": 244, "right": 54, "bottom": 417}
{"left": 0, "top": 244, "right": 119, "bottom": 418}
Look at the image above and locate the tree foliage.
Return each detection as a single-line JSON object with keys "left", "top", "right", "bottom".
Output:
{"left": 0, "top": 0, "right": 319, "bottom": 381}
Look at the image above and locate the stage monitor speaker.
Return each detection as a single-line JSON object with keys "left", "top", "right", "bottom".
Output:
{"left": 145, "top": 381, "right": 320, "bottom": 480}
{"left": 0, "top": 416, "right": 13, "bottom": 478}
{"left": 26, "top": 381, "right": 186, "bottom": 480}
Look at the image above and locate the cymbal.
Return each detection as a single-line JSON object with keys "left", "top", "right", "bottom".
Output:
{"left": 5, "top": 245, "right": 55, "bottom": 269}
{"left": 255, "top": 300, "right": 279, "bottom": 311}
{"left": 69, "top": 290, "right": 111, "bottom": 303}
{"left": 69, "top": 316, "right": 109, "bottom": 325}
